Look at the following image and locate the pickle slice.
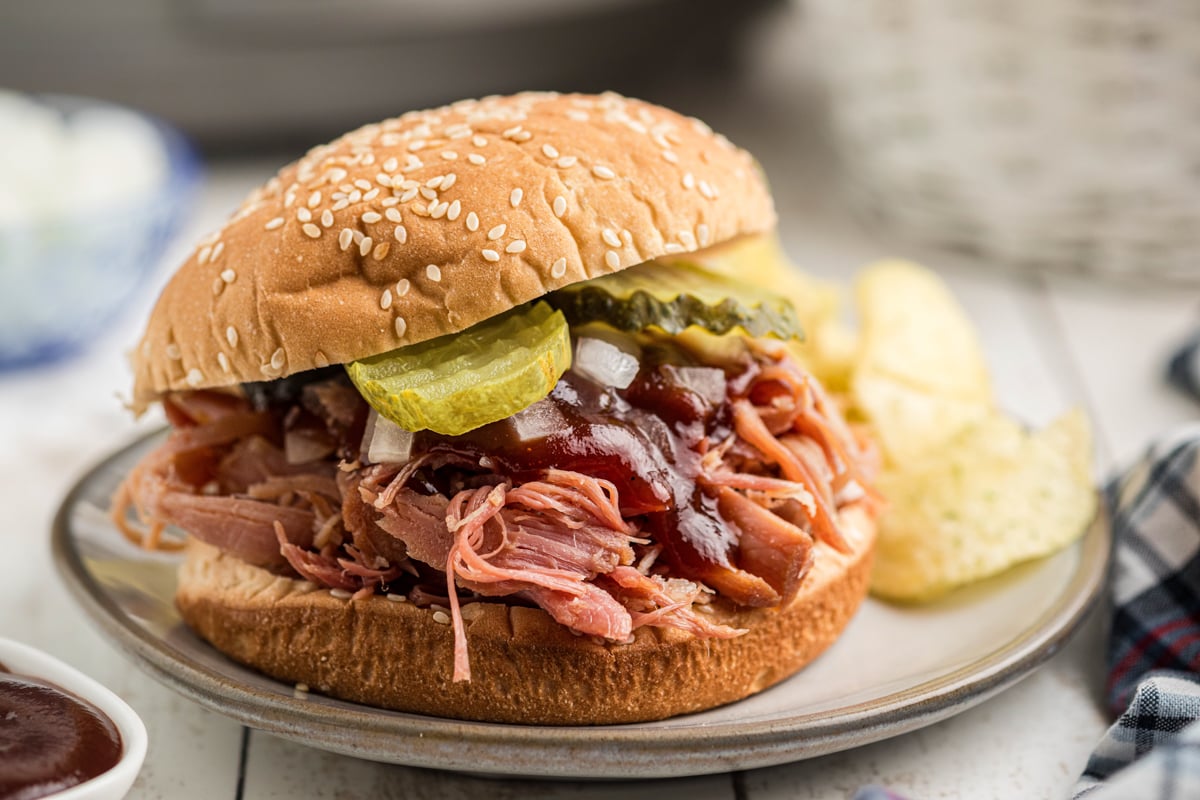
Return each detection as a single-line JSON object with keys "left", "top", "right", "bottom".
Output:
{"left": 546, "top": 260, "right": 804, "bottom": 340}
{"left": 346, "top": 302, "right": 571, "bottom": 436}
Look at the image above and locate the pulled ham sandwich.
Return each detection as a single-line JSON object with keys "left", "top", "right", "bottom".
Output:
{"left": 113, "top": 92, "right": 879, "bottom": 724}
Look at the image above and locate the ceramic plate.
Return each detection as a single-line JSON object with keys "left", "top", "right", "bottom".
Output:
{"left": 53, "top": 433, "right": 1109, "bottom": 779}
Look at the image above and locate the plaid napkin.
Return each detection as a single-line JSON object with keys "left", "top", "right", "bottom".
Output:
{"left": 853, "top": 427, "right": 1200, "bottom": 800}
{"left": 1167, "top": 332, "right": 1200, "bottom": 403}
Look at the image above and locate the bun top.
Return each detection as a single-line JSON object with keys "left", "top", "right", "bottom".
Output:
{"left": 131, "top": 92, "right": 775, "bottom": 405}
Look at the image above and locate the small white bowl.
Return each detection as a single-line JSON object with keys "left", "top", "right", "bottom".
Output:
{"left": 0, "top": 637, "right": 147, "bottom": 800}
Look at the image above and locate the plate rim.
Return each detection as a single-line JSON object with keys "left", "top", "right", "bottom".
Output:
{"left": 52, "top": 431, "right": 1110, "bottom": 778}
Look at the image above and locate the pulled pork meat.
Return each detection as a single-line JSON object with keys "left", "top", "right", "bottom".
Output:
{"left": 114, "top": 339, "right": 878, "bottom": 681}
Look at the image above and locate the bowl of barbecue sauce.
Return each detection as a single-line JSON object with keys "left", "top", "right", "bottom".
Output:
{"left": 0, "top": 638, "right": 146, "bottom": 800}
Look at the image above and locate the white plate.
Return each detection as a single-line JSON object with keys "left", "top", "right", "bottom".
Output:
{"left": 0, "top": 637, "right": 148, "bottom": 799}
{"left": 52, "top": 433, "right": 1108, "bottom": 779}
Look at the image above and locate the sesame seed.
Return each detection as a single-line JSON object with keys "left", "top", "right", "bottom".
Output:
{"left": 226, "top": 326, "right": 238, "bottom": 347}
{"left": 556, "top": 156, "right": 577, "bottom": 168}
{"left": 339, "top": 228, "right": 354, "bottom": 250}
{"left": 394, "top": 316, "right": 407, "bottom": 337}
{"left": 426, "top": 175, "right": 444, "bottom": 189}
{"left": 664, "top": 242, "right": 685, "bottom": 254}
{"left": 221, "top": 268, "right": 236, "bottom": 283}
{"left": 331, "top": 588, "right": 352, "bottom": 600}
{"left": 359, "top": 236, "right": 373, "bottom": 256}
{"left": 385, "top": 207, "right": 402, "bottom": 223}
{"left": 430, "top": 201, "right": 448, "bottom": 219}
{"left": 488, "top": 224, "right": 507, "bottom": 240}
{"left": 382, "top": 197, "right": 400, "bottom": 208}
{"left": 307, "top": 191, "right": 321, "bottom": 208}
{"left": 186, "top": 368, "right": 203, "bottom": 387}
{"left": 297, "top": 207, "right": 312, "bottom": 223}
{"left": 354, "top": 178, "right": 372, "bottom": 191}
{"left": 352, "top": 230, "right": 364, "bottom": 244}
{"left": 605, "top": 250, "right": 620, "bottom": 269}
{"left": 442, "top": 173, "right": 457, "bottom": 190}
{"left": 468, "top": 153, "right": 486, "bottom": 165}
{"left": 303, "top": 223, "right": 322, "bottom": 238}
{"left": 447, "top": 199, "right": 461, "bottom": 221}
{"left": 482, "top": 249, "right": 500, "bottom": 262}
{"left": 329, "top": 167, "right": 348, "bottom": 182}
{"left": 602, "top": 228, "right": 621, "bottom": 247}
{"left": 680, "top": 230, "right": 697, "bottom": 249}
{"left": 396, "top": 278, "right": 410, "bottom": 296}
{"left": 376, "top": 173, "right": 392, "bottom": 187}
{"left": 682, "top": 172, "right": 696, "bottom": 190}
{"left": 426, "top": 264, "right": 442, "bottom": 281}
{"left": 265, "top": 216, "right": 284, "bottom": 230}
{"left": 314, "top": 351, "right": 329, "bottom": 368}
{"left": 386, "top": 593, "right": 407, "bottom": 602}
{"left": 473, "top": 135, "right": 487, "bottom": 147}
{"left": 551, "top": 257, "right": 567, "bottom": 278}
{"left": 212, "top": 277, "right": 224, "bottom": 295}
{"left": 513, "top": 131, "right": 532, "bottom": 142}
{"left": 362, "top": 211, "right": 382, "bottom": 223}
{"left": 284, "top": 191, "right": 296, "bottom": 207}
{"left": 217, "top": 352, "right": 230, "bottom": 372}
{"left": 383, "top": 157, "right": 399, "bottom": 172}
{"left": 373, "top": 242, "right": 390, "bottom": 260}
{"left": 592, "top": 165, "right": 615, "bottom": 179}
{"left": 662, "top": 150, "right": 679, "bottom": 163}
{"left": 542, "top": 143, "right": 559, "bottom": 159}
{"left": 363, "top": 188, "right": 380, "bottom": 201}
{"left": 510, "top": 188, "right": 523, "bottom": 207}
{"left": 441, "top": 151, "right": 457, "bottom": 160}
{"left": 332, "top": 199, "right": 350, "bottom": 212}
{"left": 466, "top": 212, "right": 479, "bottom": 232}
{"left": 697, "top": 223, "right": 711, "bottom": 247}
{"left": 270, "top": 348, "right": 286, "bottom": 370}
{"left": 348, "top": 189, "right": 363, "bottom": 203}
{"left": 502, "top": 125, "right": 523, "bottom": 139}
{"left": 699, "top": 180, "right": 717, "bottom": 199}
{"left": 400, "top": 188, "right": 419, "bottom": 203}
{"left": 553, "top": 196, "right": 567, "bottom": 217}
{"left": 166, "top": 343, "right": 181, "bottom": 360}
{"left": 321, "top": 209, "right": 334, "bottom": 227}
{"left": 506, "top": 240, "right": 527, "bottom": 254}
{"left": 419, "top": 187, "right": 437, "bottom": 201}
{"left": 394, "top": 225, "right": 408, "bottom": 244}
{"left": 198, "top": 245, "right": 212, "bottom": 265}
{"left": 380, "top": 289, "right": 393, "bottom": 310}
{"left": 432, "top": 610, "right": 451, "bottom": 625}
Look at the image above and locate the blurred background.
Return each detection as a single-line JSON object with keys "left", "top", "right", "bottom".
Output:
{"left": 1, "top": 0, "right": 1199, "bottom": 370}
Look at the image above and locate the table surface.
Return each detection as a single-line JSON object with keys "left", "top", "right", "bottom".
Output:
{"left": 4, "top": 11, "right": 1199, "bottom": 800}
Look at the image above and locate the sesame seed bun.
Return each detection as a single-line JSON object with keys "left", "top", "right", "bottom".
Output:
{"left": 175, "top": 504, "right": 874, "bottom": 725}
{"left": 131, "top": 91, "right": 775, "bottom": 408}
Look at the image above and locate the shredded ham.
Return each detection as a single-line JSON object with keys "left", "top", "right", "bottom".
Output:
{"left": 113, "top": 341, "right": 877, "bottom": 685}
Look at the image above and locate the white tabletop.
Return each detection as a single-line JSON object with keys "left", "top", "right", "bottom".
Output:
{"left": 5, "top": 11, "right": 1200, "bottom": 799}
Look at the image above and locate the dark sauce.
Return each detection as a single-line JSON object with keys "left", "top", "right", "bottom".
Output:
{"left": 0, "top": 662, "right": 123, "bottom": 800}
{"left": 412, "top": 347, "right": 754, "bottom": 575}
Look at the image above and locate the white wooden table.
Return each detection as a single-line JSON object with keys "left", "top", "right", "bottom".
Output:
{"left": 4, "top": 13, "right": 1199, "bottom": 798}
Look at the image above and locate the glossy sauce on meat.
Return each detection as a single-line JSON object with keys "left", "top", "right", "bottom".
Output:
{"left": 0, "top": 663, "right": 123, "bottom": 800}
{"left": 413, "top": 347, "right": 750, "bottom": 574}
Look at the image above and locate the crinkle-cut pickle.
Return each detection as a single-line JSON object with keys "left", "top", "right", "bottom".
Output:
{"left": 346, "top": 302, "right": 571, "bottom": 436}
{"left": 544, "top": 259, "right": 804, "bottom": 341}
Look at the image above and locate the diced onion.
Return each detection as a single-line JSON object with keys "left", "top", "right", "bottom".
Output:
{"left": 284, "top": 430, "right": 334, "bottom": 464}
{"left": 507, "top": 398, "right": 567, "bottom": 442}
{"left": 573, "top": 336, "right": 639, "bottom": 389}
{"left": 673, "top": 366, "right": 726, "bottom": 405}
{"left": 362, "top": 409, "right": 414, "bottom": 464}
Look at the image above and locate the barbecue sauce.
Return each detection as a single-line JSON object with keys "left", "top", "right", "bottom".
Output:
{"left": 0, "top": 662, "right": 123, "bottom": 800}
{"left": 413, "top": 348, "right": 752, "bottom": 577}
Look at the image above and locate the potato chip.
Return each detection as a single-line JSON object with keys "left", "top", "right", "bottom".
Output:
{"left": 853, "top": 260, "right": 992, "bottom": 403}
{"left": 869, "top": 409, "right": 1097, "bottom": 602}
{"left": 853, "top": 372, "right": 991, "bottom": 465}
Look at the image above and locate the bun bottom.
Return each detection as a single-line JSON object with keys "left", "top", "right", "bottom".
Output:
{"left": 175, "top": 506, "right": 875, "bottom": 725}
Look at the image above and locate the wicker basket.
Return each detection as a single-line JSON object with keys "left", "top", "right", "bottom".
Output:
{"left": 805, "top": 0, "right": 1200, "bottom": 283}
